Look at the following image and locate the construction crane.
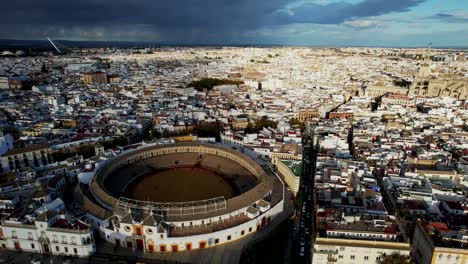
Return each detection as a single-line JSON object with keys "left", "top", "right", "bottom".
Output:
{"left": 46, "top": 37, "right": 62, "bottom": 53}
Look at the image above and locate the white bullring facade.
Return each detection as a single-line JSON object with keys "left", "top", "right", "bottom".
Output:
{"left": 79, "top": 143, "right": 284, "bottom": 253}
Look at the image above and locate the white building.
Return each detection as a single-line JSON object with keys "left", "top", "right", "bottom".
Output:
{"left": 0, "top": 144, "right": 53, "bottom": 172}
{"left": 313, "top": 237, "right": 411, "bottom": 264}
{"left": 0, "top": 132, "right": 14, "bottom": 156}
{"left": 0, "top": 211, "right": 95, "bottom": 257}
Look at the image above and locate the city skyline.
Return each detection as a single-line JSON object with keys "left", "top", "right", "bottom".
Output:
{"left": 1, "top": 0, "right": 467, "bottom": 47}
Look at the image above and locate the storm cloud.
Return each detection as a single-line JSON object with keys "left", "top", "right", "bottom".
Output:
{"left": 0, "top": 0, "right": 433, "bottom": 43}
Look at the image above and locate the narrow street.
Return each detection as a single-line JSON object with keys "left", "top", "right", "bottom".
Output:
{"left": 290, "top": 130, "right": 318, "bottom": 264}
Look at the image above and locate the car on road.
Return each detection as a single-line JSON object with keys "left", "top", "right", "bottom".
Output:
{"left": 300, "top": 238, "right": 305, "bottom": 246}
{"left": 30, "top": 260, "right": 42, "bottom": 264}
{"left": 300, "top": 246, "right": 305, "bottom": 257}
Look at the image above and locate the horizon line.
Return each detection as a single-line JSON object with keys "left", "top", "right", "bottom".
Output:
{"left": 0, "top": 38, "right": 468, "bottom": 50}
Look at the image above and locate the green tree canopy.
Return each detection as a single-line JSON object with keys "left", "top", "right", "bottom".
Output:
{"left": 289, "top": 118, "right": 305, "bottom": 131}
{"left": 187, "top": 78, "right": 243, "bottom": 91}
{"left": 196, "top": 122, "right": 222, "bottom": 141}
{"left": 381, "top": 253, "right": 413, "bottom": 264}
{"left": 245, "top": 116, "right": 277, "bottom": 134}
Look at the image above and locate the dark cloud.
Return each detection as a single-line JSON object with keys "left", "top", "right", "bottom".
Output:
{"left": 428, "top": 13, "right": 468, "bottom": 23}
{"left": 0, "top": 0, "right": 427, "bottom": 42}
{"left": 273, "top": 0, "right": 426, "bottom": 24}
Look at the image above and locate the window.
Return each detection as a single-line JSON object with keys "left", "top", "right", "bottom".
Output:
{"left": 146, "top": 228, "right": 153, "bottom": 235}
{"left": 56, "top": 246, "right": 59, "bottom": 252}
{"left": 74, "top": 248, "right": 78, "bottom": 254}
{"left": 62, "top": 236, "right": 67, "bottom": 244}
{"left": 11, "top": 231, "right": 17, "bottom": 238}
{"left": 339, "top": 255, "right": 343, "bottom": 259}
{"left": 124, "top": 225, "right": 131, "bottom": 232}
{"left": 241, "top": 230, "right": 245, "bottom": 236}
{"left": 351, "top": 255, "right": 355, "bottom": 260}
{"left": 215, "top": 239, "right": 219, "bottom": 244}
{"left": 64, "top": 247, "right": 68, "bottom": 253}
{"left": 227, "top": 235, "right": 231, "bottom": 241}
{"left": 28, "top": 232, "right": 33, "bottom": 240}
{"left": 249, "top": 227, "right": 252, "bottom": 232}
{"left": 31, "top": 243, "right": 35, "bottom": 249}
{"left": 364, "top": 256, "right": 369, "bottom": 260}
{"left": 160, "top": 234, "right": 164, "bottom": 239}
{"left": 135, "top": 227, "right": 142, "bottom": 235}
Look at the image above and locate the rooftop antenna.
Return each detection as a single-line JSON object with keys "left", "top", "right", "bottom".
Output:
{"left": 47, "top": 37, "right": 62, "bottom": 53}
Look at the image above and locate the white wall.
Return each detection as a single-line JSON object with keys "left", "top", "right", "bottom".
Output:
{"left": 313, "top": 239, "right": 410, "bottom": 264}
{"left": 104, "top": 199, "right": 284, "bottom": 252}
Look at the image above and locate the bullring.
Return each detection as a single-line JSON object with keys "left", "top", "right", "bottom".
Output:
{"left": 79, "top": 142, "right": 284, "bottom": 252}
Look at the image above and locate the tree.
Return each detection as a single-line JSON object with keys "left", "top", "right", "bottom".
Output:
{"left": 51, "top": 151, "right": 76, "bottom": 162}
{"left": 244, "top": 123, "right": 257, "bottom": 134}
{"left": 101, "top": 137, "right": 128, "bottom": 149}
{"left": 187, "top": 78, "right": 244, "bottom": 91}
{"left": 381, "top": 253, "right": 413, "bottom": 264}
{"left": 244, "top": 116, "right": 278, "bottom": 134}
{"left": 289, "top": 118, "right": 305, "bottom": 131}
{"left": 76, "top": 144, "right": 96, "bottom": 159}
{"left": 0, "top": 171, "right": 17, "bottom": 184}
{"left": 145, "top": 129, "right": 162, "bottom": 140}
{"left": 41, "top": 63, "right": 48, "bottom": 73}
{"left": 196, "top": 122, "right": 222, "bottom": 141}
